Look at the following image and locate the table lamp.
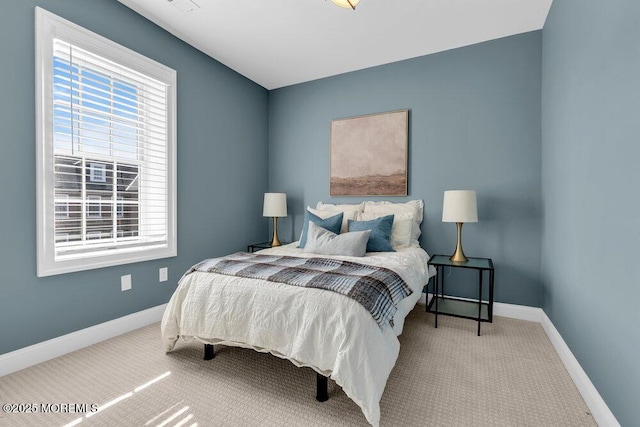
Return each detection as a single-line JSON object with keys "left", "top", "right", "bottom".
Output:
{"left": 442, "top": 190, "right": 477, "bottom": 263}
{"left": 263, "top": 193, "right": 287, "bottom": 247}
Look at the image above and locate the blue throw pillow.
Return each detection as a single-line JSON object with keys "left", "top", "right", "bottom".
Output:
{"left": 299, "top": 210, "right": 343, "bottom": 248}
{"left": 348, "top": 214, "right": 395, "bottom": 252}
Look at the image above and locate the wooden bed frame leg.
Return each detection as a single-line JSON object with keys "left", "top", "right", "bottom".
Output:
{"left": 203, "top": 344, "right": 215, "bottom": 360}
{"left": 316, "top": 373, "right": 328, "bottom": 402}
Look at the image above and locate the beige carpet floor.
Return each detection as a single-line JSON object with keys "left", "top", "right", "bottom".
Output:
{"left": 0, "top": 309, "right": 595, "bottom": 427}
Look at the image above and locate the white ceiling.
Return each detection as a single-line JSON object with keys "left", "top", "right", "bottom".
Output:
{"left": 118, "top": 0, "right": 552, "bottom": 90}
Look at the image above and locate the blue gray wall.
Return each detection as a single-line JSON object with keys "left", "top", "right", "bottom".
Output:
{"left": 0, "top": 0, "right": 269, "bottom": 355}
{"left": 269, "top": 32, "right": 543, "bottom": 307}
{"left": 542, "top": 1, "right": 640, "bottom": 424}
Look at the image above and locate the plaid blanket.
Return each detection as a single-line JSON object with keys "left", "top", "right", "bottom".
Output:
{"left": 188, "top": 252, "right": 413, "bottom": 328}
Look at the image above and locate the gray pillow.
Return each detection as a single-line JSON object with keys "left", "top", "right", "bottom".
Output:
{"left": 303, "top": 222, "right": 371, "bottom": 257}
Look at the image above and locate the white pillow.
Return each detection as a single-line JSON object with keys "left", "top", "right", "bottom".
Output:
{"left": 316, "top": 201, "right": 365, "bottom": 212}
{"left": 303, "top": 222, "right": 371, "bottom": 257}
{"left": 363, "top": 200, "right": 424, "bottom": 245}
{"left": 312, "top": 203, "right": 363, "bottom": 233}
{"left": 357, "top": 211, "right": 413, "bottom": 249}
{"left": 316, "top": 202, "right": 364, "bottom": 212}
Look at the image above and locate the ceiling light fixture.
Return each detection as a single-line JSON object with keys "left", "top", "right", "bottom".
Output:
{"left": 331, "top": 0, "right": 360, "bottom": 10}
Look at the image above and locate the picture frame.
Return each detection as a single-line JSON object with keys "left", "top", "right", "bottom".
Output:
{"left": 330, "top": 109, "right": 408, "bottom": 196}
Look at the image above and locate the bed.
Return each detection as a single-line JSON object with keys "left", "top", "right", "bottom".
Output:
{"left": 161, "top": 200, "right": 435, "bottom": 426}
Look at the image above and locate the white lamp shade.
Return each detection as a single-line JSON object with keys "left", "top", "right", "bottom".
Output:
{"left": 442, "top": 190, "right": 478, "bottom": 223}
{"left": 331, "top": 0, "right": 360, "bottom": 9}
{"left": 263, "top": 193, "right": 287, "bottom": 217}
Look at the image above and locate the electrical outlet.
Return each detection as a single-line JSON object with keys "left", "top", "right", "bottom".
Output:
{"left": 121, "top": 274, "right": 132, "bottom": 291}
{"left": 159, "top": 267, "right": 168, "bottom": 282}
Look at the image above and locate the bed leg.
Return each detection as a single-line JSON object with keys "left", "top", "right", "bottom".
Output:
{"left": 203, "top": 344, "right": 215, "bottom": 360}
{"left": 316, "top": 373, "right": 328, "bottom": 402}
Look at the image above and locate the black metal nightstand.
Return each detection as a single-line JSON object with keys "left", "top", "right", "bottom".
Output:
{"left": 427, "top": 254, "right": 495, "bottom": 336}
{"left": 247, "top": 241, "right": 291, "bottom": 253}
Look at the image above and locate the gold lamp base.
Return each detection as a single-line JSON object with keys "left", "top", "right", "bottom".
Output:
{"left": 270, "top": 217, "right": 281, "bottom": 247}
{"left": 450, "top": 222, "right": 468, "bottom": 263}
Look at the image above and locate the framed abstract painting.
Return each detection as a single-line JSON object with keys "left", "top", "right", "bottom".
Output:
{"left": 330, "top": 109, "right": 408, "bottom": 196}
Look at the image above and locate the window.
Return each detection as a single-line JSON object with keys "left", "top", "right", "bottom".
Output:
{"left": 117, "top": 196, "right": 125, "bottom": 218}
{"left": 86, "top": 195, "right": 102, "bottom": 219}
{"left": 89, "top": 163, "right": 107, "bottom": 183}
{"left": 55, "top": 194, "right": 69, "bottom": 219}
{"left": 36, "top": 8, "right": 177, "bottom": 277}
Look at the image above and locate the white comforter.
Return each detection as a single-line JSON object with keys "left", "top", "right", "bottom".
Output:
{"left": 161, "top": 244, "right": 435, "bottom": 426}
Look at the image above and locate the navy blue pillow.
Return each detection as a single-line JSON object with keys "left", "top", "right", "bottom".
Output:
{"left": 299, "top": 210, "right": 343, "bottom": 248}
{"left": 348, "top": 215, "right": 395, "bottom": 252}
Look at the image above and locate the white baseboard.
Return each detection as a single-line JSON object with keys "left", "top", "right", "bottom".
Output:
{"left": 493, "top": 301, "right": 543, "bottom": 322}
{"left": 539, "top": 311, "right": 620, "bottom": 427}
{"left": 419, "top": 293, "right": 543, "bottom": 322}
{"left": 0, "top": 304, "right": 167, "bottom": 377}
{"left": 418, "top": 293, "right": 618, "bottom": 426}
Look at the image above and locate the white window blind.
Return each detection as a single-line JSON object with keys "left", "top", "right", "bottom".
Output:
{"left": 36, "top": 8, "right": 176, "bottom": 277}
